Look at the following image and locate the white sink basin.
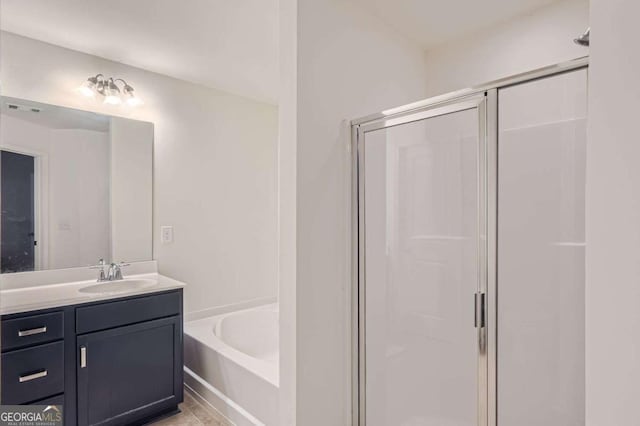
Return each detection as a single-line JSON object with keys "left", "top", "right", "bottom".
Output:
{"left": 79, "top": 279, "right": 158, "bottom": 294}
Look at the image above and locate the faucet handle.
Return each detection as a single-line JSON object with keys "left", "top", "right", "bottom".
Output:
{"left": 89, "top": 258, "right": 107, "bottom": 269}
{"left": 89, "top": 259, "right": 107, "bottom": 282}
{"left": 112, "top": 262, "right": 129, "bottom": 280}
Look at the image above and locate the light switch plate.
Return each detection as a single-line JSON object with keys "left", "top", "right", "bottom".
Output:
{"left": 160, "top": 226, "right": 173, "bottom": 244}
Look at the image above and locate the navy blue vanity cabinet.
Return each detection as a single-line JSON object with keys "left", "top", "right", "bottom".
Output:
{"left": 0, "top": 288, "right": 183, "bottom": 426}
{"left": 75, "top": 292, "right": 183, "bottom": 426}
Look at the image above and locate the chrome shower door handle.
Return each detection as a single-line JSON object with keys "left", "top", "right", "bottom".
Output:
{"left": 475, "top": 292, "right": 487, "bottom": 356}
{"left": 474, "top": 292, "right": 486, "bottom": 328}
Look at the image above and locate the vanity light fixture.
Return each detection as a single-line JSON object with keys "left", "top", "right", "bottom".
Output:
{"left": 77, "top": 74, "right": 144, "bottom": 106}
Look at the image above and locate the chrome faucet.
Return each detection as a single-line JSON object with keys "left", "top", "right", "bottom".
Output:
{"left": 90, "top": 259, "right": 130, "bottom": 282}
{"left": 106, "top": 262, "right": 126, "bottom": 281}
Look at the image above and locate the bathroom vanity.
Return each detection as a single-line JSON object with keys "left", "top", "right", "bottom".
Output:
{"left": 0, "top": 274, "right": 185, "bottom": 426}
{"left": 0, "top": 96, "right": 184, "bottom": 424}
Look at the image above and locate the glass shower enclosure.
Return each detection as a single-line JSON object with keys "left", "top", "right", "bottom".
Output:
{"left": 352, "top": 61, "right": 587, "bottom": 426}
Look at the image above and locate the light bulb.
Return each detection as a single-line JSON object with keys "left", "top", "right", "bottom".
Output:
{"left": 103, "top": 78, "right": 122, "bottom": 105}
{"left": 125, "top": 94, "right": 143, "bottom": 106}
{"left": 104, "top": 94, "right": 122, "bottom": 105}
{"left": 78, "top": 85, "right": 95, "bottom": 97}
{"left": 77, "top": 77, "right": 98, "bottom": 97}
{"left": 122, "top": 84, "right": 143, "bottom": 107}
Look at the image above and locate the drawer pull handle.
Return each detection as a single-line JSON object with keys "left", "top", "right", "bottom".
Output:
{"left": 19, "top": 370, "right": 48, "bottom": 383}
{"left": 18, "top": 326, "right": 47, "bottom": 337}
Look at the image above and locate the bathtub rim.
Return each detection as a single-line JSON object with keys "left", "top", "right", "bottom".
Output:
{"left": 184, "top": 303, "right": 279, "bottom": 387}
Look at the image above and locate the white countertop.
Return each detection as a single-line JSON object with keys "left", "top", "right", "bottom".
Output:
{"left": 0, "top": 273, "right": 186, "bottom": 316}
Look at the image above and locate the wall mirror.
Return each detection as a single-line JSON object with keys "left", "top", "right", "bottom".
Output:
{"left": 0, "top": 96, "right": 153, "bottom": 273}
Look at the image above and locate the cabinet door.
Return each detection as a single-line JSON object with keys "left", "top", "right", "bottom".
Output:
{"left": 77, "top": 316, "right": 182, "bottom": 426}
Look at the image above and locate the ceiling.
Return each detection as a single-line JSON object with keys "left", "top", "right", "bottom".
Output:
{"left": 347, "top": 0, "right": 563, "bottom": 48}
{"left": 0, "top": 0, "right": 279, "bottom": 105}
{"left": 0, "top": 0, "right": 564, "bottom": 105}
{"left": 2, "top": 97, "right": 110, "bottom": 132}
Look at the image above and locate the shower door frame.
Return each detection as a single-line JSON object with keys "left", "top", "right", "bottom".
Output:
{"left": 351, "top": 56, "right": 589, "bottom": 426}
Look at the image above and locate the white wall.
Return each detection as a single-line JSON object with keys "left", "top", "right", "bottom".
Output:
{"left": 0, "top": 32, "right": 279, "bottom": 313}
{"left": 423, "top": 0, "right": 589, "bottom": 96}
{"left": 279, "top": 0, "right": 430, "bottom": 423}
{"left": 1, "top": 114, "right": 110, "bottom": 270}
{"left": 586, "top": 0, "right": 640, "bottom": 424}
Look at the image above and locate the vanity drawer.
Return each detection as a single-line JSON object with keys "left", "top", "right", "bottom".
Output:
{"left": 76, "top": 291, "right": 181, "bottom": 334}
{"left": 30, "top": 394, "right": 64, "bottom": 406}
{"left": 1, "top": 312, "right": 64, "bottom": 352}
{"left": 1, "top": 341, "right": 65, "bottom": 404}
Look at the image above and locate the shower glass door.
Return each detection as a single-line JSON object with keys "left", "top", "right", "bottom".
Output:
{"left": 497, "top": 69, "right": 587, "bottom": 426}
{"left": 357, "top": 95, "right": 489, "bottom": 426}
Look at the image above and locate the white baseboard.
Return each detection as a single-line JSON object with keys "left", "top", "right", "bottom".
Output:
{"left": 184, "top": 367, "right": 265, "bottom": 426}
{"left": 184, "top": 382, "right": 235, "bottom": 425}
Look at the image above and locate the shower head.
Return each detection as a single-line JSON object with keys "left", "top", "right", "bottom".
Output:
{"left": 574, "top": 28, "right": 590, "bottom": 46}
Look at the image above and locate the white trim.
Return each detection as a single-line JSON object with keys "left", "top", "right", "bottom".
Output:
{"left": 184, "top": 368, "right": 265, "bottom": 426}
{"left": 183, "top": 385, "right": 235, "bottom": 426}
{"left": 1, "top": 144, "right": 49, "bottom": 270}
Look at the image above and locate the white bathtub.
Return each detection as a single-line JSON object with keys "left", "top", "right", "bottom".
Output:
{"left": 184, "top": 304, "right": 279, "bottom": 425}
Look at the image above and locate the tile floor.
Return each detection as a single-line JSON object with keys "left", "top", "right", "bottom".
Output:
{"left": 148, "top": 387, "right": 232, "bottom": 426}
